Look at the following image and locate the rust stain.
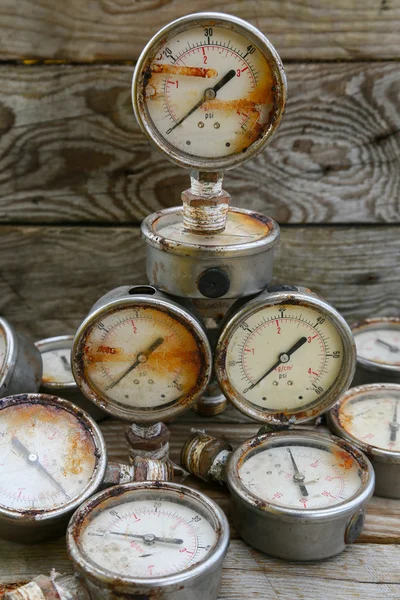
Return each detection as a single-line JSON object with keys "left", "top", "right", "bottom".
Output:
{"left": 151, "top": 63, "right": 218, "bottom": 78}
{"left": 334, "top": 448, "right": 356, "bottom": 470}
{"left": 97, "top": 345, "right": 122, "bottom": 355}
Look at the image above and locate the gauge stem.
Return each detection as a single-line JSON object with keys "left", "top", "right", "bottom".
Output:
{"left": 182, "top": 171, "right": 230, "bottom": 234}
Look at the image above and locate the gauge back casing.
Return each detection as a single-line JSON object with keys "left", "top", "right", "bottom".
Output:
{"left": 0, "top": 393, "right": 107, "bottom": 543}
{"left": 215, "top": 286, "right": 356, "bottom": 425}
{"left": 328, "top": 383, "right": 400, "bottom": 499}
{"left": 0, "top": 318, "right": 42, "bottom": 399}
{"left": 226, "top": 430, "right": 374, "bottom": 560}
{"left": 72, "top": 286, "right": 212, "bottom": 422}
{"left": 67, "top": 482, "right": 230, "bottom": 600}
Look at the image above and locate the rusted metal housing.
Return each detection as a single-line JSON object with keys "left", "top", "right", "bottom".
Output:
{"left": 181, "top": 431, "right": 231, "bottom": 484}
{"left": 0, "top": 318, "right": 42, "bottom": 399}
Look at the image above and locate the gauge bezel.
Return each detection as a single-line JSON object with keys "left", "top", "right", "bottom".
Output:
{"left": 215, "top": 288, "right": 356, "bottom": 424}
{"left": 328, "top": 383, "right": 400, "bottom": 464}
{"left": 132, "top": 12, "right": 287, "bottom": 171}
{"left": 226, "top": 430, "right": 374, "bottom": 522}
{"left": 72, "top": 292, "right": 212, "bottom": 422}
{"left": 67, "top": 481, "right": 229, "bottom": 592}
{"left": 351, "top": 317, "right": 400, "bottom": 375}
{"left": 35, "top": 335, "right": 76, "bottom": 390}
{"left": 0, "top": 393, "right": 107, "bottom": 522}
{"left": 0, "top": 317, "right": 16, "bottom": 392}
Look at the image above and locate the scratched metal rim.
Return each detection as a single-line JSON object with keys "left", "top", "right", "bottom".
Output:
{"left": 327, "top": 383, "right": 400, "bottom": 464}
{"left": 132, "top": 12, "right": 287, "bottom": 172}
{"left": 72, "top": 293, "right": 213, "bottom": 422}
{"left": 351, "top": 318, "right": 400, "bottom": 375}
{"left": 214, "top": 288, "right": 357, "bottom": 425}
{"left": 0, "top": 317, "right": 17, "bottom": 393}
{"left": 67, "top": 481, "right": 230, "bottom": 591}
{"left": 141, "top": 206, "right": 280, "bottom": 257}
{"left": 0, "top": 393, "right": 107, "bottom": 522}
{"left": 226, "top": 430, "right": 375, "bottom": 523}
{"left": 35, "top": 335, "right": 77, "bottom": 390}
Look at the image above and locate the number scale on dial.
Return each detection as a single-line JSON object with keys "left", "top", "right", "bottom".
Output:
{"left": 226, "top": 305, "right": 344, "bottom": 411}
{"left": 81, "top": 499, "right": 217, "bottom": 578}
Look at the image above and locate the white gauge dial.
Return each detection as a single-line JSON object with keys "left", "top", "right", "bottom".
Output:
{"left": 337, "top": 387, "right": 400, "bottom": 452}
{"left": 239, "top": 442, "right": 362, "bottom": 510}
{"left": 41, "top": 345, "right": 73, "bottom": 385}
{"left": 0, "top": 403, "right": 97, "bottom": 511}
{"left": 224, "top": 304, "right": 344, "bottom": 412}
{"left": 80, "top": 497, "right": 217, "bottom": 578}
{"left": 76, "top": 305, "right": 206, "bottom": 412}
{"left": 353, "top": 320, "right": 400, "bottom": 367}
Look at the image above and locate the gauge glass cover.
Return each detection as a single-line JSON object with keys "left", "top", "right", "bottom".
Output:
{"left": 0, "top": 402, "right": 98, "bottom": 511}
{"left": 352, "top": 319, "right": 400, "bottom": 370}
{"left": 133, "top": 13, "right": 286, "bottom": 170}
{"left": 39, "top": 338, "right": 75, "bottom": 387}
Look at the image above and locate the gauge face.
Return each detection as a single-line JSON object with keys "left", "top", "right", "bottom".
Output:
{"left": 336, "top": 386, "right": 400, "bottom": 452}
{"left": 238, "top": 439, "right": 363, "bottom": 510}
{"left": 133, "top": 14, "right": 286, "bottom": 168}
{"left": 75, "top": 304, "right": 208, "bottom": 417}
{"left": 218, "top": 299, "right": 350, "bottom": 421}
{"left": 0, "top": 402, "right": 97, "bottom": 511}
{"left": 78, "top": 489, "right": 218, "bottom": 579}
{"left": 352, "top": 319, "right": 400, "bottom": 368}
{"left": 40, "top": 340, "right": 74, "bottom": 386}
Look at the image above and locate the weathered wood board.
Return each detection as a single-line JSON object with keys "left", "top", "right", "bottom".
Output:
{"left": 0, "top": 224, "right": 398, "bottom": 341}
{"left": 0, "top": 62, "right": 399, "bottom": 224}
{"left": 0, "top": 0, "right": 399, "bottom": 62}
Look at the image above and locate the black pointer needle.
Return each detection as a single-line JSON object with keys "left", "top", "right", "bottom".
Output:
{"left": 243, "top": 336, "right": 308, "bottom": 393}
{"left": 376, "top": 338, "right": 399, "bottom": 353}
{"left": 108, "top": 531, "right": 183, "bottom": 545}
{"left": 286, "top": 448, "right": 309, "bottom": 497}
{"left": 390, "top": 400, "right": 399, "bottom": 443}
{"left": 166, "top": 69, "right": 236, "bottom": 134}
{"left": 106, "top": 337, "right": 164, "bottom": 390}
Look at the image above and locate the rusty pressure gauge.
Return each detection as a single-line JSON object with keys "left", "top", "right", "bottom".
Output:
{"left": 7, "top": 483, "right": 230, "bottom": 600}
{"left": 0, "top": 393, "right": 172, "bottom": 543}
{"left": 182, "top": 429, "right": 374, "bottom": 560}
{"left": 0, "top": 317, "right": 42, "bottom": 398}
{"left": 72, "top": 285, "right": 212, "bottom": 422}
{"left": 328, "top": 383, "right": 400, "bottom": 499}
{"left": 215, "top": 286, "right": 356, "bottom": 425}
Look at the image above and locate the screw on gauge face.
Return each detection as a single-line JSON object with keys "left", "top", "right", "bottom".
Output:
{"left": 197, "top": 268, "right": 230, "bottom": 298}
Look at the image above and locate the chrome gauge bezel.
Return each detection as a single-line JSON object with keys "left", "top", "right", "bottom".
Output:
{"left": 67, "top": 481, "right": 229, "bottom": 593}
{"left": 132, "top": 12, "right": 287, "bottom": 171}
{"left": 0, "top": 393, "right": 107, "bottom": 523}
{"left": 215, "top": 289, "right": 356, "bottom": 424}
{"left": 0, "top": 317, "right": 15, "bottom": 391}
{"left": 226, "top": 430, "right": 374, "bottom": 522}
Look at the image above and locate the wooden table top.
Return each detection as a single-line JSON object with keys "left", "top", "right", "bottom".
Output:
{"left": 1, "top": 407, "right": 399, "bottom": 599}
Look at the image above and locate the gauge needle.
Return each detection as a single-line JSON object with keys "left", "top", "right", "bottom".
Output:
{"left": 243, "top": 336, "right": 308, "bottom": 393}
{"left": 108, "top": 531, "right": 184, "bottom": 545}
{"left": 106, "top": 337, "right": 164, "bottom": 390}
{"left": 376, "top": 338, "right": 399, "bottom": 353}
{"left": 390, "top": 400, "right": 399, "bottom": 442}
{"left": 165, "top": 69, "right": 236, "bottom": 134}
{"left": 11, "top": 437, "right": 70, "bottom": 499}
{"left": 61, "top": 355, "right": 70, "bottom": 371}
{"left": 286, "top": 448, "right": 309, "bottom": 497}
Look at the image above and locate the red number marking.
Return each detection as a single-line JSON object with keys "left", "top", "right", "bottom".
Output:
{"left": 131, "top": 320, "right": 137, "bottom": 333}
{"left": 276, "top": 320, "right": 281, "bottom": 334}
{"left": 272, "top": 492, "right": 283, "bottom": 500}
{"left": 299, "top": 498, "right": 308, "bottom": 508}
{"left": 310, "top": 460, "right": 320, "bottom": 468}
{"left": 179, "top": 548, "right": 193, "bottom": 554}
{"left": 236, "top": 68, "right": 241, "bottom": 77}
{"left": 203, "top": 55, "right": 207, "bottom": 64}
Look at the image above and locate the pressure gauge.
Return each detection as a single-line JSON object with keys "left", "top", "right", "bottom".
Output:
{"left": 215, "top": 286, "right": 356, "bottom": 424}
{"left": 67, "top": 482, "right": 229, "bottom": 600}
{"left": 0, "top": 317, "right": 42, "bottom": 398}
{"left": 72, "top": 286, "right": 212, "bottom": 422}
{"left": 351, "top": 318, "right": 400, "bottom": 385}
{"left": 35, "top": 335, "right": 106, "bottom": 421}
{"left": 328, "top": 383, "right": 400, "bottom": 499}
{"left": 132, "top": 12, "right": 286, "bottom": 171}
{"left": 227, "top": 430, "right": 373, "bottom": 560}
{"left": 0, "top": 393, "right": 106, "bottom": 542}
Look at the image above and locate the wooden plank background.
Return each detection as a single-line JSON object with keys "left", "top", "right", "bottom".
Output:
{"left": 0, "top": 1, "right": 399, "bottom": 598}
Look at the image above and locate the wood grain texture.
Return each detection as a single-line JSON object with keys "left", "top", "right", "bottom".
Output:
{"left": 0, "top": 224, "right": 398, "bottom": 341}
{"left": 0, "top": 0, "right": 399, "bottom": 62}
{"left": 0, "top": 62, "right": 399, "bottom": 225}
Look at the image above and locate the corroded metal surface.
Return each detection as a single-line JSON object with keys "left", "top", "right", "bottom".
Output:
{"left": 181, "top": 431, "right": 231, "bottom": 484}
